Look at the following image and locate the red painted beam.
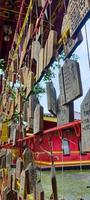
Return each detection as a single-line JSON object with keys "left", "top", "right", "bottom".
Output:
{"left": 0, "top": 120, "right": 81, "bottom": 149}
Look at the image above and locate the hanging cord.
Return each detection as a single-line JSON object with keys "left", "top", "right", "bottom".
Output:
{"left": 61, "top": 132, "right": 64, "bottom": 200}
{"left": 79, "top": 142, "right": 83, "bottom": 200}
{"left": 59, "top": 131, "right": 64, "bottom": 200}
{"left": 49, "top": 1, "right": 52, "bottom": 31}
{"left": 63, "top": 0, "right": 67, "bottom": 14}
{"left": 41, "top": 19, "right": 44, "bottom": 48}
{"left": 85, "top": 24, "right": 90, "bottom": 70}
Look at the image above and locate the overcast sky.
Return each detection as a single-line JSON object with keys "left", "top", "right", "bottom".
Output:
{"left": 40, "top": 19, "right": 90, "bottom": 114}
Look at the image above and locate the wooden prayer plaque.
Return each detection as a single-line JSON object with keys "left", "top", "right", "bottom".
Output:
{"left": 81, "top": 89, "right": 90, "bottom": 152}
{"left": 27, "top": 163, "right": 37, "bottom": 193}
{"left": 31, "top": 41, "right": 41, "bottom": 63}
{"left": 46, "top": 81, "right": 57, "bottom": 116}
{"left": 29, "top": 94, "right": 39, "bottom": 118}
{"left": 20, "top": 66, "right": 28, "bottom": 88}
{"left": 57, "top": 95, "right": 74, "bottom": 126}
{"left": 64, "top": 31, "right": 83, "bottom": 58}
{"left": 23, "top": 148, "right": 32, "bottom": 169}
{"left": 58, "top": 67, "right": 65, "bottom": 105}
{"left": 1, "top": 122, "right": 9, "bottom": 143}
{"left": 62, "top": 59, "right": 83, "bottom": 104}
{"left": 8, "top": 169, "right": 12, "bottom": 189}
{"left": 47, "top": 30, "right": 57, "bottom": 65}
{"left": 1, "top": 156, "right": 6, "bottom": 168}
{"left": 33, "top": 104, "right": 43, "bottom": 134}
{"left": 20, "top": 170, "right": 26, "bottom": 199}
{"left": 20, "top": 24, "right": 33, "bottom": 67}
{"left": 12, "top": 171, "right": 16, "bottom": 190}
{"left": 16, "top": 157, "right": 23, "bottom": 179}
{"left": 36, "top": 181, "right": 44, "bottom": 200}
{"left": 67, "top": 0, "right": 90, "bottom": 37}
{"left": 6, "top": 151, "right": 12, "bottom": 168}
{"left": 26, "top": 71, "right": 34, "bottom": 97}
{"left": 38, "top": 48, "right": 44, "bottom": 78}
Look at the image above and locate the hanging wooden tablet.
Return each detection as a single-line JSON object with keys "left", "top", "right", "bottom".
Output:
{"left": 27, "top": 163, "right": 37, "bottom": 193}
{"left": 81, "top": 89, "right": 90, "bottom": 152}
{"left": 1, "top": 156, "right": 6, "bottom": 168}
{"left": 36, "top": 181, "right": 44, "bottom": 200}
{"left": 2, "top": 94, "right": 7, "bottom": 110}
{"left": 22, "top": 126, "right": 26, "bottom": 138}
{"left": 10, "top": 123, "right": 15, "bottom": 141}
{"left": 8, "top": 168, "right": 12, "bottom": 189}
{"left": 9, "top": 100, "right": 15, "bottom": 118}
{"left": 44, "top": 40, "right": 48, "bottom": 69}
{"left": 26, "top": 71, "right": 34, "bottom": 97}
{"left": 64, "top": 31, "right": 83, "bottom": 58}
{"left": 47, "top": 30, "right": 57, "bottom": 65}
{"left": 23, "top": 148, "right": 32, "bottom": 169}
{"left": 33, "top": 104, "right": 43, "bottom": 134}
{"left": 38, "top": 0, "right": 45, "bottom": 7}
{"left": 38, "top": 48, "right": 44, "bottom": 78}
{"left": 6, "top": 151, "right": 12, "bottom": 169}
{"left": 25, "top": 164, "right": 33, "bottom": 195}
{"left": 12, "top": 171, "right": 16, "bottom": 190}
{"left": 51, "top": 164, "right": 58, "bottom": 200}
{"left": 29, "top": 94, "right": 39, "bottom": 118}
{"left": 46, "top": 81, "right": 57, "bottom": 116}
{"left": 12, "top": 127, "right": 17, "bottom": 146}
{"left": 31, "top": 41, "right": 41, "bottom": 63}
{"left": 1, "top": 122, "right": 8, "bottom": 143}
{"left": 19, "top": 170, "right": 26, "bottom": 199}
{"left": 57, "top": 95, "right": 74, "bottom": 126}
{"left": 61, "top": 13, "right": 70, "bottom": 46}
{"left": 24, "top": 101, "right": 29, "bottom": 122}
{"left": 67, "top": 0, "right": 90, "bottom": 37}
{"left": 58, "top": 67, "right": 65, "bottom": 105}
{"left": 17, "top": 94, "right": 23, "bottom": 113}
{"left": 21, "top": 66, "right": 28, "bottom": 88}
{"left": 62, "top": 59, "right": 83, "bottom": 104}
{"left": 20, "top": 24, "right": 33, "bottom": 67}
{"left": 16, "top": 157, "right": 23, "bottom": 179}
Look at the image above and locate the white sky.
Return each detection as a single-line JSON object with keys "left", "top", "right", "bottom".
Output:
{"left": 40, "top": 19, "right": 90, "bottom": 114}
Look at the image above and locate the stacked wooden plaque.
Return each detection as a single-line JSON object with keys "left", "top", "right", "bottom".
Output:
{"left": 0, "top": 147, "right": 38, "bottom": 200}
{"left": 67, "top": 0, "right": 90, "bottom": 37}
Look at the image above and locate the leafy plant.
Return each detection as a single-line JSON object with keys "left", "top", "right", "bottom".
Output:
{"left": 32, "top": 83, "right": 45, "bottom": 97}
